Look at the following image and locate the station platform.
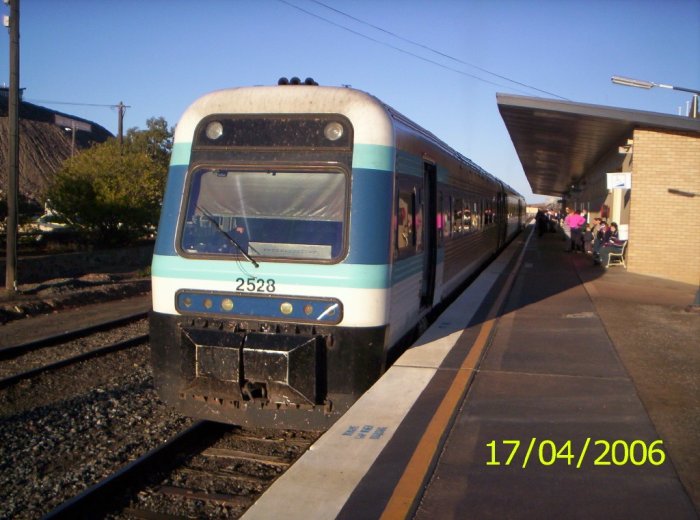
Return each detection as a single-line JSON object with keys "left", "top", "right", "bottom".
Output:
{"left": 243, "top": 226, "right": 700, "bottom": 519}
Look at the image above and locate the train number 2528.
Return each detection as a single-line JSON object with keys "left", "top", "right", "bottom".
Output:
{"left": 235, "top": 277, "right": 276, "bottom": 293}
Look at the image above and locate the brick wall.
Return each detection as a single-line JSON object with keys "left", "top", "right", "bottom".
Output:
{"left": 629, "top": 128, "right": 700, "bottom": 284}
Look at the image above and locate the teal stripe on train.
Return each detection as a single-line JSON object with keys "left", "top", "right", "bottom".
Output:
{"left": 171, "top": 142, "right": 192, "bottom": 166}
{"left": 153, "top": 164, "right": 187, "bottom": 256}
{"left": 391, "top": 249, "right": 446, "bottom": 284}
{"left": 353, "top": 144, "right": 394, "bottom": 171}
{"left": 152, "top": 254, "right": 391, "bottom": 289}
{"left": 172, "top": 142, "right": 393, "bottom": 171}
{"left": 391, "top": 255, "right": 423, "bottom": 284}
{"left": 394, "top": 150, "right": 451, "bottom": 183}
{"left": 396, "top": 149, "right": 423, "bottom": 177}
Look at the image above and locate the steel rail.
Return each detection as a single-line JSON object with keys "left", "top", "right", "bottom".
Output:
{"left": 43, "top": 421, "right": 215, "bottom": 520}
{"left": 0, "top": 333, "right": 149, "bottom": 389}
{"left": 0, "top": 310, "right": 148, "bottom": 359}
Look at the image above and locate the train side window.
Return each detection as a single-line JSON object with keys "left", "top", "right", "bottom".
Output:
{"left": 462, "top": 199, "right": 472, "bottom": 232}
{"left": 435, "top": 191, "right": 445, "bottom": 246}
{"left": 415, "top": 188, "right": 423, "bottom": 252}
{"left": 452, "top": 197, "right": 463, "bottom": 235}
{"left": 397, "top": 187, "right": 415, "bottom": 255}
{"left": 393, "top": 188, "right": 399, "bottom": 258}
{"left": 447, "top": 196, "right": 453, "bottom": 237}
{"left": 442, "top": 192, "right": 452, "bottom": 239}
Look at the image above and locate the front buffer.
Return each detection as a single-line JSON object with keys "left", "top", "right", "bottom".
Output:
{"left": 150, "top": 311, "right": 387, "bottom": 430}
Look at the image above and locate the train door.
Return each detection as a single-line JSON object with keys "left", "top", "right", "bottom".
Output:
{"left": 497, "top": 191, "right": 507, "bottom": 248}
{"left": 421, "top": 162, "right": 437, "bottom": 309}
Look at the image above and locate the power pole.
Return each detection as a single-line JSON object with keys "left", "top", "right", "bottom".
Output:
{"left": 4, "top": 0, "right": 20, "bottom": 296}
{"left": 116, "top": 101, "right": 130, "bottom": 145}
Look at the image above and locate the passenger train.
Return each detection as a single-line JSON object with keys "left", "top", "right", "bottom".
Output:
{"left": 150, "top": 80, "right": 524, "bottom": 430}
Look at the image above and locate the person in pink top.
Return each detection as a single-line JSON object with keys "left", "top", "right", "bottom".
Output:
{"left": 564, "top": 210, "right": 586, "bottom": 252}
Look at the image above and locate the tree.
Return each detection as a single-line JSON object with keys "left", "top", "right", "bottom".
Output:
{"left": 47, "top": 117, "right": 172, "bottom": 244}
{"left": 125, "top": 116, "right": 173, "bottom": 171}
{"left": 0, "top": 192, "right": 42, "bottom": 232}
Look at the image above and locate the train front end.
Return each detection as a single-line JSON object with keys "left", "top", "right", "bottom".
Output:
{"left": 149, "top": 86, "right": 395, "bottom": 430}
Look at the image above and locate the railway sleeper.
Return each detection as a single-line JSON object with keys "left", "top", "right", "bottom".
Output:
{"left": 155, "top": 485, "right": 255, "bottom": 508}
{"left": 179, "top": 466, "right": 271, "bottom": 486}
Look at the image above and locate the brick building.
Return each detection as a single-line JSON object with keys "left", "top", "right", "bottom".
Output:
{"left": 498, "top": 94, "right": 700, "bottom": 285}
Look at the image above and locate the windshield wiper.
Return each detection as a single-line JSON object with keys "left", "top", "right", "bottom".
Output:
{"left": 196, "top": 206, "right": 259, "bottom": 268}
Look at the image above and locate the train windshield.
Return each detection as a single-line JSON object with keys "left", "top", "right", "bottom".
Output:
{"left": 180, "top": 167, "right": 347, "bottom": 261}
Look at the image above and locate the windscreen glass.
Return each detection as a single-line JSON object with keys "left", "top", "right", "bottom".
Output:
{"left": 181, "top": 167, "right": 347, "bottom": 261}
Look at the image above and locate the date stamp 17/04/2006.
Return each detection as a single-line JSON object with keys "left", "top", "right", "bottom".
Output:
{"left": 486, "top": 439, "right": 666, "bottom": 469}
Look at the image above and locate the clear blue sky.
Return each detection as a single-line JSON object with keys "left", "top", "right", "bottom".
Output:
{"left": 2, "top": 0, "right": 699, "bottom": 202}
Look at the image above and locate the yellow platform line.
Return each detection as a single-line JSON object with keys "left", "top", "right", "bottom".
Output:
{"left": 380, "top": 229, "right": 532, "bottom": 520}
{"left": 379, "top": 317, "right": 494, "bottom": 520}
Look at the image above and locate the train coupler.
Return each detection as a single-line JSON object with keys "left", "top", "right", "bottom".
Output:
{"left": 243, "top": 332, "right": 324, "bottom": 406}
{"left": 181, "top": 325, "right": 325, "bottom": 406}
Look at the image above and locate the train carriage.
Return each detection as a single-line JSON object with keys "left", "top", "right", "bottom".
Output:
{"left": 150, "top": 81, "right": 524, "bottom": 430}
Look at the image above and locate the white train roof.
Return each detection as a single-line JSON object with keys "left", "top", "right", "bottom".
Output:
{"left": 174, "top": 85, "right": 394, "bottom": 147}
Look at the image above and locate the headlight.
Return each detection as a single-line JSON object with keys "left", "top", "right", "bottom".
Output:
{"left": 205, "top": 121, "right": 224, "bottom": 140}
{"left": 324, "top": 121, "right": 344, "bottom": 141}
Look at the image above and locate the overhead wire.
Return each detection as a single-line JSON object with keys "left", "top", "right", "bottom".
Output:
{"left": 276, "top": 0, "right": 520, "bottom": 93}
{"left": 309, "top": 0, "right": 568, "bottom": 100}
{"left": 277, "top": 0, "right": 569, "bottom": 100}
{"left": 25, "top": 99, "right": 124, "bottom": 110}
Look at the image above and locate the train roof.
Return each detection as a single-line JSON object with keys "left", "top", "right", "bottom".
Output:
{"left": 381, "top": 102, "right": 521, "bottom": 197}
{"left": 174, "top": 85, "right": 392, "bottom": 146}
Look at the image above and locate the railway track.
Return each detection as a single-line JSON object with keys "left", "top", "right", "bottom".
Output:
{"left": 0, "top": 310, "right": 147, "bottom": 358}
{"left": 45, "top": 421, "right": 321, "bottom": 519}
{"left": 0, "top": 308, "right": 191, "bottom": 519}
{"left": 1, "top": 303, "right": 319, "bottom": 518}
{"left": 0, "top": 312, "right": 148, "bottom": 389}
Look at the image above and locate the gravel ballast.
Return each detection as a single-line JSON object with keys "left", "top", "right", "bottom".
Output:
{"left": 0, "top": 344, "right": 193, "bottom": 519}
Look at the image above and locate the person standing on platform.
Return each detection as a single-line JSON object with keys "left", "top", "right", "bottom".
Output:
{"left": 562, "top": 207, "right": 572, "bottom": 244}
{"left": 547, "top": 210, "right": 557, "bottom": 232}
{"left": 583, "top": 223, "right": 594, "bottom": 254}
{"left": 565, "top": 209, "right": 586, "bottom": 252}
{"left": 536, "top": 209, "right": 548, "bottom": 237}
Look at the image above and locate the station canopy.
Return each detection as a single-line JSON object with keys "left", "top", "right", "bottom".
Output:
{"left": 497, "top": 94, "right": 700, "bottom": 197}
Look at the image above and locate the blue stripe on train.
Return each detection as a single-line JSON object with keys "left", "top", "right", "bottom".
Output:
{"left": 346, "top": 167, "right": 393, "bottom": 264}
{"left": 153, "top": 163, "right": 188, "bottom": 256}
